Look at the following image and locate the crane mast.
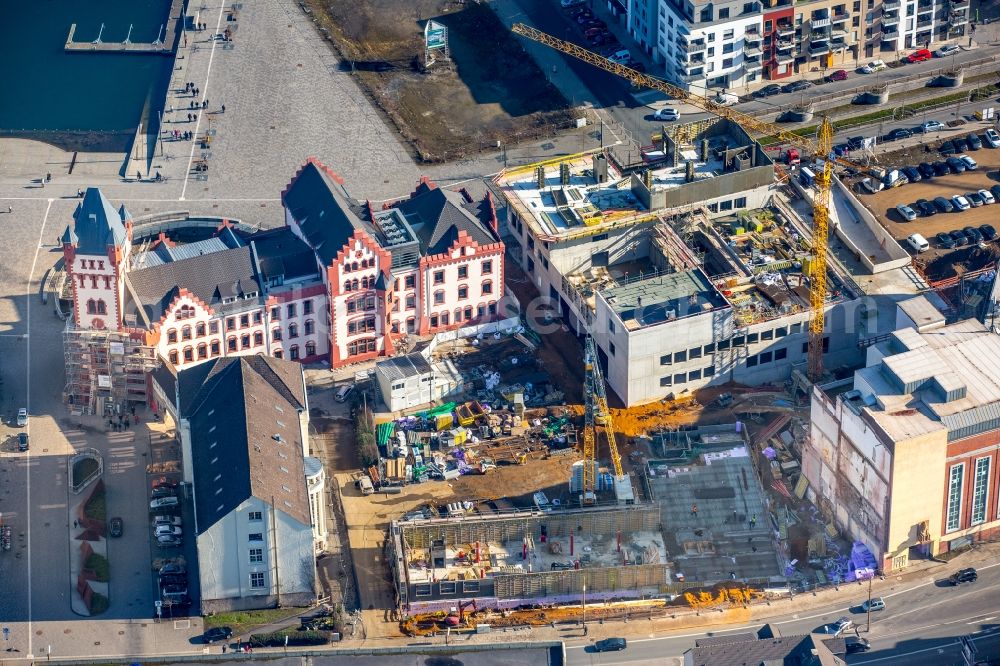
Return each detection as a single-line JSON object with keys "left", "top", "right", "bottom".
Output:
{"left": 582, "top": 336, "right": 624, "bottom": 504}
{"left": 510, "top": 23, "right": 842, "bottom": 381}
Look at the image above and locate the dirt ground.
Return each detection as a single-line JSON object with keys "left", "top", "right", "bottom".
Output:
{"left": 306, "top": 0, "right": 576, "bottom": 162}
{"left": 853, "top": 142, "right": 1000, "bottom": 243}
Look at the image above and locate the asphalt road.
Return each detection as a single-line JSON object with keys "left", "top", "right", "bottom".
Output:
{"left": 565, "top": 561, "right": 1000, "bottom": 665}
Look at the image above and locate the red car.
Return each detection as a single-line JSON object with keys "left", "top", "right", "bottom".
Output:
{"left": 906, "top": 48, "right": 932, "bottom": 63}
{"left": 827, "top": 69, "right": 848, "bottom": 81}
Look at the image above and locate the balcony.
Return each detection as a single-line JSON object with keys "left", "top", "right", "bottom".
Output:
{"left": 917, "top": 3, "right": 934, "bottom": 13}
{"left": 832, "top": 10, "right": 850, "bottom": 23}
{"left": 917, "top": 17, "right": 933, "bottom": 27}
{"left": 689, "top": 53, "right": 706, "bottom": 65}
{"left": 831, "top": 39, "right": 848, "bottom": 51}
{"left": 745, "top": 57, "right": 763, "bottom": 71}
{"left": 949, "top": 0, "right": 969, "bottom": 7}
{"left": 679, "top": 70, "right": 707, "bottom": 83}
{"left": 745, "top": 31, "right": 763, "bottom": 44}
{"left": 775, "top": 50, "right": 795, "bottom": 63}
{"left": 882, "top": 11, "right": 899, "bottom": 24}
{"left": 809, "top": 43, "right": 832, "bottom": 56}
{"left": 776, "top": 22, "right": 795, "bottom": 36}
{"left": 951, "top": 13, "right": 969, "bottom": 24}
{"left": 812, "top": 17, "right": 832, "bottom": 28}
{"left": 883, "top": 0, "right": 900, "bottom": 8}
{"left": 745, "top": 43, "right": 763, "bottom": 57}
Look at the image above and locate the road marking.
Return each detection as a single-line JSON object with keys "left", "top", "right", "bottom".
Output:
{"left": 971, "top": 616, "right": 996, "bottom": 624}
{"left": 854, "top": 641, "right": 958, "bottom": 664}
{"left": 24, "top": 198, "right": 53, "bottom": 656}
{"left": 179, "top": 0, "right": 228, "bottom": 201}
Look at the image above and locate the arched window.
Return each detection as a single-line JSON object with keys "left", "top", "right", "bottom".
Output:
{"left": 351, "top": 279, "right": 359, "bottom": 291}
{"left": 86, "top": 299, "right": 96, "bottom": 314}
{"left": 305, "top": 341, "right": 316, "bottom": 357}
{"left": 482, "top": 280, "right": 493, "bottom": 295}
{"left": 167, "top": 328, "right": 178, "bottom": 344}
{"left": 406, "top": 317, "right": 415, "bottom": 334}
{"left": 344, "top": 281, "right": 352, "bottom": 292}
{"left": 454, "top": 308, "right": 462, "bottom": 323}
{"left": 272, "top": 327, "right": 282, "bottom": 342}
{"left": 304, "top": 319, "right": 315, "bottom": 336}
{"left": 464, "top": 306, "right": 473, "bottom": 321}
{"left": 168, "top": 350, "right": 178, "bottom": 365}
{"left": 97, "top": 300, "right": 107, "bottom": 315}
{"left": 196, "top": 322, "right": 206, "bottom": 337}
{"left": 211, "top": 341, "right": 221, "bottom": 356}
{"left": 362, "top": 276, "right": 370, "bottom": 289}
{"left": 181, "top": 325, "right": 192, "bottom": 341}
{"left": 441, "top": 312, "right": 450, "bottom": 326}
{"left": 253, "top": 331, "right": 263, "bottom": 346}
{"left": 288, "top": 323, "right": 298, "bottom": 339}
{"left": 183, "top": 346, "right": 194, "bottom": 363}
{"left": 227, "top": 336, "right": 238, "bottom": 352}
{"left": 351, "top": 261, "right": 359, "bottom": 271}
{"left": 274, "top": 349, "right": 283, "bottom": 359}
{"left": 197, "top": 343, "right": 208, "bottom": 359}
{"left": 289, "top": 345, "right": 300, "bottom": 361}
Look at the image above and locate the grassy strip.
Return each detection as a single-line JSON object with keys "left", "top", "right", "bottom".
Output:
{"left": 85, "top": 553, "right": 110, "bottom": 582}
{"left": 204, "top": 607, "right": 307, "bottom": 635}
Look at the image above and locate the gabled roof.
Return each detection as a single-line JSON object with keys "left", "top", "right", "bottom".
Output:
{"left": 249, "top": 226, "right": 321, "bottom": 284}
{"left": 281, "top": 159, "right": 370, "bottom": 265}
{"left": 72, "top": 188, "right": 127, "bottom": 254}
{"left": 124, "top": 245, "right": 261, "bottom": 325}
{"left": 685, "top": 633, "right": 844, "bottom": 666}
{"left": 178, "top": 356, "right": 310, "bottom": 534}
{"left": 395, "top": 183, "right": 498, "bottom": 255}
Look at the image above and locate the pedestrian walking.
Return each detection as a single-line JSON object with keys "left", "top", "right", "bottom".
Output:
{"left": 6, "top": 205, "right": 11, "bottom": 214}
{"left": 73, "top": 520, "right": 78, "bottom": 528}
{"left": 749, "top": 514, "right": 757, "bottom": 529}
{"left": 221, "top": 104, "right": 226, "bottom": 113}
{"left": 187, "top": 113, "right": 192, "bottom": 122}
{"left": 202, "top": 100, "right": 207, "bottom": 109}
{"left": 690, "top": 503, "right": 698, "bottom": 517}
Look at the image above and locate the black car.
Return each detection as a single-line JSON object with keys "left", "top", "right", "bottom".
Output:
{"left": 934, "top": 196, "right": 955, "bottom": 213}
{"left": 932, "top": 161, "right": 950, "bottom": 176}
{"left": 918, "top": 162, "right": 935, "bottom": 179}
{"left": 845, "top": 637, "right": 872, "bottom": 654}
{"left": 967, "top": 133, "right": 983, "bottom": 150}
{"left": 949, "top": 567, "right": 978, "bottom": 585}
{"left": 108, "top": 517, "right": 123, "bottom": 538}
{"left": 783, "top": 80, "right": 813, "bottom": 93}
{"left": 951, "top": 229, "right": 969, "bottom": 246}
{"left": 885, "top": 127, "right": 912, "bottom": 141}
{"left": 967, "top": 192, "right": 985, "bottom": 207}
{"left": 936, "top": 232, "right": 957, "bottom": 248}
{"left": 594, "top": 638, "right": 628, "bottom": 652}
{"left": 953, "top": 136, "right": 969, "bottom": 152}
{"left": 203, "top": 627, "right": 234, "bottom": 643}
{"left": 980, "top": 224, "right": 997, "bottom": 240}
{"left": 939, "top": 140, "right": 958, "bottom": 155}
{"left": 151, "top": 485, "right": 177, "bottom": 499}
{"left": 964, "top": 226, "right": 984, "bottom": 242}
{"left": 17, "top": 432, "right": 29, "bottom": 451}
{"left": 992, "top": 185, "right": 1000, "bottom": 201}
{"left": 946, "top": 156, "right": 967, "bottom": 173}
{"left": 846, "top": 136, "right": 866, "bottom": 151}
{"left": 902, "top": 166, "right": 922, "bottom": 182}
{"left": 159, "top": 573, "right": 187, "bottom": 586}
{"left": 915, "top": 199, "right": 936, "bottom": 216}
{"left": 753, "top": 84, "right": 782, "bottom": 98}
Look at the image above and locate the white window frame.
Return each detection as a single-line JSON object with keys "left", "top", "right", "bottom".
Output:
{"left": 249, "top": 548, "right": 263, "bottom": 564}
{"left": 946, "top": 463, "right": 964, "bottom": 533}
{"left": 249, "top": 571, "right": 265, "bottom": 589}
{"left": 971, "top": 457, "right": 990, "bottom": 526}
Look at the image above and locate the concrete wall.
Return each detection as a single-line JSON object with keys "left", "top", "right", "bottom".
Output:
{"left": 885, "top": 428, "right": 948, "bottom": 570}
{"left": 831, "top": 178, "right": 910, "bottom": 274}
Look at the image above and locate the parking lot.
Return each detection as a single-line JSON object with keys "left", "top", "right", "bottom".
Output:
{"left": 857, "top": 137, "right": 1000, "bottom": 246}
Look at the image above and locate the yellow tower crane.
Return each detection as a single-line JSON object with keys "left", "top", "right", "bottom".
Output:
{"left": 582, "top": 336, "right": 624, "bottom": 504}
{"left": 511, "top": 23, "right": 837, "bottom": 381}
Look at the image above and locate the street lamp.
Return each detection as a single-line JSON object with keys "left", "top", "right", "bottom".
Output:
{"left": 582, "top": 582, "right": 588, "bottom": 636}
{"left": 865, "top": 571, "right": 874, "bottom": 633}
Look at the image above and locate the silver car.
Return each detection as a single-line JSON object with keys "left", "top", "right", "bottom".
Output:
{"left": 895, "top": 204, "right": 917, "bottom": 221}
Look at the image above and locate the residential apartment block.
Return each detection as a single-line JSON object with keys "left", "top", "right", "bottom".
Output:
{"left": 802, "top": 296, "right": 1000, "bottom": 572}
{"left": 630, "top": 0, "right": 969, "bottom": 91}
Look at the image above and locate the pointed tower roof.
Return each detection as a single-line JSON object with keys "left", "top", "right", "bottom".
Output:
{"left": 61, "top": 225, "right": 78, "bottom": 245}
{"left": 72, "top": 187, "right": 127, "bottom": 254}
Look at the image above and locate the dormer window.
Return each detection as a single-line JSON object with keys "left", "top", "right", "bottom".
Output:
{"left": 244, "top": 291, "right": 258, "bottom": 299}
{"left": 222, "top": 296, "right": 237, "bottom": 304}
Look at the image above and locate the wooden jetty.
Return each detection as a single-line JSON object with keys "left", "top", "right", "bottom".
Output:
{"left": 64, "top": 0, "right": 184, "bottom": 55}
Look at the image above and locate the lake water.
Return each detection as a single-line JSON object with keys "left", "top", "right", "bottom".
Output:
{"left": 0, "top": 0, "right": 174, "bottom": 150}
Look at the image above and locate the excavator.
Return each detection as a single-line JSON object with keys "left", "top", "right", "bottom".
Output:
{"left": 444, "top": 599, "right": 477, "bottom": 626}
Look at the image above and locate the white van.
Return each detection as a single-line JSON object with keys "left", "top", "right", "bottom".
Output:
{"left": 334, "top": 384, "right": 355, "bottom": 402}
{"left": 906, "top": 233, "right": 930, "bottom": 253}
{"left": 712, "top": 92, "right": 740, "bottom": 107}
{"left": 607, "top": 49, "right": 631, "bottom": 65}
{"left": 358, "top": 476, "right": 374, "bottom": 496}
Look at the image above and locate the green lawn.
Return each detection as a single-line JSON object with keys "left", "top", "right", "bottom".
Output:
{"left": 204, "top": 607, "right": 308, "bottom": 635}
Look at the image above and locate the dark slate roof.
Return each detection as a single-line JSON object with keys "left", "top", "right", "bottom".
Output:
{"left": 395, "top": 185, "right": 497, "bottom": 255}
{"left": 249, "top": 227, "right": 321, "bottom": 284}
{"left": 124, "top": 246, "right": 261, "bottom": 325}
{"left": 150, "top": 362, "right": 178, "bottom": 412}
{"left": 282, "top": 160, "right": 370, "bottom": 265}
{"left": 178, "top": 356, "right": 310, "bottom": 534}
{"left": 685, "top": 634, "right": 844, "bottom": 666}
{"left": 72, "top": 188, "right": 127, "bottom": 254}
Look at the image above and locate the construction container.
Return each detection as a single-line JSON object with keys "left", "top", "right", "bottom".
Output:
{"left": 435, "top": 413, "right": 455, "bottom": 431}
{"left": 456, "top": 403, "right": 475, "bottom": 427}
{"left": 799, "top": 167, "right": 816, "bottom": 188}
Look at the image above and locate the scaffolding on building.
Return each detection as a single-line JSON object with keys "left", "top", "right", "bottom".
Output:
{"left": 63, "top": 323, "right": 158, "bottom": 416}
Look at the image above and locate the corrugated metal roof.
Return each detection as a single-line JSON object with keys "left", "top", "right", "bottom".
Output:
{"left": 376, "top": 353, "right": 432, "bottom": 381}
{"left": 165, "top": 237, "right": 229, "bottom": 261}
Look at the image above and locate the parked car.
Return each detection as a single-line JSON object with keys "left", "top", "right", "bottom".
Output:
{"left": 967, "top": 191, "right": 985, "bottom": 207}
{"left": 959, "top": 154, "right": 978, "bottom": 170}
{"left": 594, "top": 638, "right": 628, "bottom": 652}
{"left": 816, "top": 617, "right": 855, "bottom": 635}
{"left": 203, "top": 627, "right": 234, "bottom": 643}
{"left": 906, "top": 48, "right": 933, "bottom": 63}
{"left": 783, "top": 80, "right": 813, "bottom": 93}
{"left": 154, "top": 515, "right": 182, "bottom": 526}
{"left": 157, "top": 536, "right": 183, "bottom": 548}
{"left": 949, "top": 567, "right": 978, "bottom": 585}
{"left": 16, "top": 408, "right": 27, "bottom": 427}
{"left": 936, "top": 231, "right": 957, "bottom": 249}
{"left": 932, "top": 161, "right": 950, "bottom": 176}
{"left": 939, "top": 140, "right": 958, "bottom": 155}
{"left": 979, "top": 189, "right": 996, "bottom": 205}
{"left": 917, "top": 162, "right": 935, "bottom": 179}
{"left": 860, "top": 597, "right": 886, "bottom": 612}
{"left": 334, "top": 384, "right": 355, "bottom": 402}
{"left": 17, "top": 432, "right": 29, "bottom": 451}
{"left": 155, "top": 525, "right": 183, "bottom": 537}
{"left": 952, "top": 195, "right": 971, "bottom": 211}
{"left": 902, "top": 166, "right": 922, "bottom": 182}
{"left": 992, "top": 185, "right": 1000, "bottom": 201}
{"left": 885, "top": 127, "right": 912, "bottom": 141}
{"left": 575, "top": 13, "right": 595, "bottom": 24}
{"left": 753, "top": 84, "right": 783, "bottom": 98}
{"left": 950, "top": 229, "right": 969, "bottom": 246}
{"left": 906, "top": 233, "right": 930, "bottom": 253}
{"left": 861, "top": 59, "right": 887, "bottom": 73}
{"left": 933, "top": 196, "right": 955, "bottom": 213}
{"left": 108, "top": 517, "right": 123, "bottom": 537}
{"left": 860, "top": 177, "right": 883, "bottom": 194}
{"left": 895, "top": 204, "right": 917, "bottom": 221}
{"left": 984, "top": 128, "right": 1000, "bottom": 148}
{"left": 966, "top": 133, "right": 983, "bottom": 150}
{"left": 150, "top": 496, "right": 180, "bottom": 510}
{"left": 980, "top": 224, "right": 997, "bottom": 240}
{"left": 151, "top": 485, "right": 176, "bottom": 499}
{"left": 946, "top": 156, "right": 967, "bottom": 173}
{"left": 845, "top": 637, "right": 872, "bottom": 654}
{"left": 159, "top": 563, "right": 186, "bottom": 576}
{"left": 921, "top": 120, "right": 945, "bottom": 132}
{"left": 934, "top": 44, "right": 961, "bottom": 57}
{"left": 964, "top": 226, "right": 984, "bottom": 242}
{"left": 846, "top": 136, "right": 867, "bottom": 151}
{"left": 953, "top": 136, "right": 969, "bottom": 152}
{"left": 827, "top": 69, "right": 849, "bottom": 81}
{"left": 653, "top": 107, "right": 680, "bottom": 121}
{"left": 915, "top": 199, "right": 936, "bottom": 216}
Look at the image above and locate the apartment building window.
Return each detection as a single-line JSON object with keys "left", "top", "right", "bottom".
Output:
{"left": 209, "top": 321, "right": 219, "bottom": 335}
{"left": 240, "top": 314, "right": 250, "bottom": 328}
{"left": 406, "top": 294, "right": 416, "bottom": 309}
{"left": 704, "top": 342, "right": 716, "bottom": 354}
{"left": 743, "top": 2, "right": 755, "bottom": 13}
{"left": 735, "top": 197, "right": 747, "bottom": 208}
{"left": 288, "top": 323, "right": 299, "bottom": 338}
{"left": 287, "top": 303, "right": 297, "bottom": 318}
{"left": 674, "top": 350, "right": 687, "bottom": 363}
{"left": 482, "top": 281, "right": 493, "bottom": 295}
{"left": 723, "top": 43, "right": 734, "bottom": 54}
{"left": 249, "top": 532, "right": 264, "bottom": 541}
{"left": 458, "top": 265, "right": 468, "bottom": 279}
{"left": 747, "top": 333, "right": 759, "bottom": 344}
{"left": 660, "top": 376, "right": 673, "bottom": 387}
{"left": 761, "top": 329, "right": 774, "bottom": 341}
{"left": 765, "top": 20, "right": 773, "bottom": 31}
{"left": 688, "top": 369, "right": 702, "bottom": 381}
{"left": 272, "top": 328, "right": 282, "bottom": 342}
{"left": 228, "top": 337, "right": 238, "bottom": 352}
{"left": 719, "top": 8, "right": 730, "bottom": 19}
{"left": 183, "top": 347, "right": 193, "bottom": 362}
{"left": 458, "top": 286, "right": 469, "bottom": 299}
{"left": 661, "top": 354, "right": 671, "bottom": 365}
{"left": 181, "top": 326, "right": 192, "bottom": 341}
{"left": 704, "top": 365, "right": 716, "bottom": 375}
{"left": 674, "top": 372, "right": 686, "bottom": 384}
{"left": 775, "top": 347, "right": 787, "bottom": 360}
{"left": 527, "top": 257, "right": 535, "bottom": 273}
{"left": 971, "top": 457, "right": 990, "bottom": 526}
{"left": 689, "top": 347, "right": 702, "bottom": 360}
{"left": 211, "top": 341, "right": 221, "bottom": 356}
{"left": 290, "top": 345, "right": 300, "bottom": 360}
{"left": 254, "top": 331, "right": 264, "bottom": 346}
{"left": 270, "top": 306, "right": 280, "bottom": 321}
{"left": 405, "top": 275, "right": 416, "bottom": 289}
{"left": 304, "top": 320, "right": 315, "bottom": 335}
{"left": 434, "top": 290, "right": 445, "bottom": 305}
{"left": 249, "top": 511, "right": 262, "bottom": 521}
{"left": 945, "top": 464, "right": 964, "bottom": 532}
{"left": 708, "top": 47, "right": 716, "bottom": 56}
{"left": 169, "top": 350, "right": 178, "bottom": 365}
{"left": 249, "top": 548, "right": 263, "bottom": 563}
{"left": 241, "top": 334, "right": 251, "bottom": 349}
{"left": 303, "top": 300, "right": 313, "bottom": 315}
{"left": 482, "top": 260, "right": 493, "bottom": 274}
{"left": 700, "top": 7, "right": 712, "bottom": 21}
{"left": 167, "top": 329, "right": 178, "bottom": 344}
{"left": 723, "top": 28, "right": 734, "bottom": 39}
{"left": 198, "top": 343, "right": 207, "bottom": 359}
{"left": 760, "top": 351, "right": 773, "bottom": 364}
{"left": 433, "top": 270, "right": 445, "bottom": 285}
{"left": 227, "top": 317, "right": 236, "bottom": 331}
{"left": 747, "top": 355, "right": 758, "bottom": 367}
{"left": 720, "top": 199, "right": 734, "bottom": 211}
{"left": 249, "top": 572, "right": 265, "bottom": 589}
